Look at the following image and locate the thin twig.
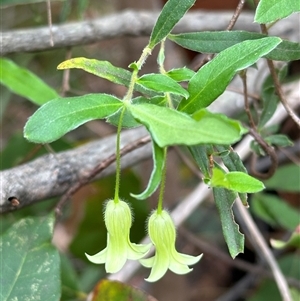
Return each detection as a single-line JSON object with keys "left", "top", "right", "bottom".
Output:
{"left": 241, "top": 70, "right": 257, "bottom": 130}
{"left": 179, "top": 227, "right": 300, "bottom": 289}
{"left": 248, "top": 127, "right": 278, "bottom": 179}
{"left": 55, "top": 135, "right": 151, "bottom": 216}
{"left": 241, "top": 70, "right": 278, "bottom": 179}
{"left": 235, "top": 198, "right": 292, "bottom": 301}
{"left": 46, "top": 0, "right": 54, "bottom": 47}
{"left": 61, "top": 48, "right": 72, "bottom": 97}
{"left": 226, "top": 0, "right": 246, "bottom": 30}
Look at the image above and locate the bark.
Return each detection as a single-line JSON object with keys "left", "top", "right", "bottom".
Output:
{"left": 1, "top": 10, "right": 266, "bottom": 54}
{"left": 0, "top": 127, "right": 151, "bottom": 213}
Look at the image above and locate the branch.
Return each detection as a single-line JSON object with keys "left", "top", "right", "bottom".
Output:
{"left": 0, "top": 127, "right": 151, "bottom": 213}
{"left": 3, "top": 9, "right": 298, "bottom": 55}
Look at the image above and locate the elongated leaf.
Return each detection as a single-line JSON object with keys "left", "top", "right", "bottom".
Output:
{"left": 271, "top": 231, "right": 300, "bottom": 250}
{"left": 213, "top": 187, "right": 244, "bottom": 258}
{"left": 168, "top": 31, "right": 300, "bottom": 61}
{"left": 131, "top": 142, "right": 165, "bottom": 200}
{"left": 178, "top": 37, "right": 282, "bottom": 114}
{"left": 0, "top": 58, "right": 58, "bottom": 105}
{"left": 128, "top": 104, "right": 246, "bottom": 147}
{"left": 149, "top": 0, "right": 196, "bottom": 48}
{"left": 1, "top": 0, "right": 46, "bottom": 6}
{"left": 255, "top": 0, "right": 300, "bottom": 23}
{"left": 265, "top": 134, "right": 293, "bottom": 147}
{"left": 226, "top": 172, "right": 265, "bottom": 193}
{"left": 210, "top": 167, "right": 265, "bottom": 193}
{"left": 57, "top": 57, "right": 157, "bottom": 97}
{"left": 58, "top": 58, "right": 130, "bottom": 86}
{"left": 215, "top": 145, "right": 248, "bottom": 206}
{"left": 264, "top": 164, "right": 300, "bottom": 192}
{"left": 252, "top": 193, "right": 300, "bottom": 230}
{"left": 0, "top": 214, "right": 60, "bottom": 301}
{"left": 166, "top": 67, "right": 195, "bottom": 81}
{"left": 189, "top": 144, "right": 213, "bottom": 178}
{"left": 107, "top": 96, "right": 166, "bottom": 128}
{"left": 137, "top": 73, "right": 189, "bottom": 98}
{"left": 24, "top": 94, "right": 123, "bottom": 143}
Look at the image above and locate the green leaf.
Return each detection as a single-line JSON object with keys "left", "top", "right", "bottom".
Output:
{"left": 0, "top": 58, "right": 58, "bottom": 105}
{"left": 255, "top": 0, "right": 300, "bottom": 23}
{"left": 0, "top": 0, "right": 46, "bottom": 8}
{"left": 168, "top": 31, "right": 300, "bottom": 61}
{"left": 189, "top": 144, "right": 213, "bottom": 178}
{"left": 131, "top": 142, "right": 165, "bottom": 200}
{"left": 149, "top": 0, "right": 196, "bottom": 49}
{"left": 137, "top": 73, "right": 189, "bottom": 98}
{"left": 107, "top": 96, "right": 166, "bottom": 128}
{"left": 128, "top": 104, "right": 246, "bottom": 147}
{"left": 178, "top": 37, "right": 282, "bottom": 114}
{"left": 213, "top": 187, "right": 244, "bottom": 258}
{"left": 210, "top": 167, "right": 265, "bottom": 193}
{"left": 90, "top": 279, "right": 158, "bottom": 301}
{"left": 264, "top": 164, "right": 300, "bottom": 192}
{"left": 0, "top": 214, "right": 60, "bottom": 301}
{"left": 215, "top": 145, "right": 248, "bottom": 206}
{"left": 259, "top": 66, "right": 287, "bottom": 128}
{"left": 24, "top": 94, "right": 123, "bottom": 143}
{"left": 58, "top": 58, "right": 131, "bottom": 86}
{"left": 57, "top": 57, "right": 157, "bottom": 97}
{"left": 165, "top": 67, "right": 195, "bottom": 81}
{"left": 251, "top": 193, "right": 300, "bottom": 230}
{"left": 265, "top": 134, "right": 294, "bottom": 147}
{"left": 226, "top": 172, "right": 265, "bottom": 193}
{"left": 271, "top": 230, "right": 300, "bottom": 250}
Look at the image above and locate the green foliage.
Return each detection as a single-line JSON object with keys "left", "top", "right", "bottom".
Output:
{"left": 148, "top": 0, "right": 196, "bottom": 48}
{"left": 3, "top": 0, "right": 300, "bottom": 297}
{"left": 251, "top": 193, "right": 299, "bottom": 230}
{"left": 264, "top": 164, "right": 300, "bottom": 192}
{"left": 0, "top": 58, "right": 58, "bottom": 105}
{"left": 127, "top": 104, "right": 247, "bottom": 147}
{"left": 137, "top": 73, "right": 189, "bottom": 98}
{"left": 255, "top": 0, "right": 300, "bottom": 23}
{"left": 213, "top": 187, "right": 244, "bottom": 259}
{"left": 131, "top": 141, "right": 165, "bottom": 200}
{"left": 0, "top": 213, "right": 60, "bottom": 301}
{"left": 24, "top": 94, "right": 123, "bottom": 143}
{"left": 209, "top": 167, "right": 265, "bottom": 193}
{"left": 178, "top": 37, "right": 281, "bottom": 114}
{"left": 169, "top": 31, "right": 300, "bottom": 61}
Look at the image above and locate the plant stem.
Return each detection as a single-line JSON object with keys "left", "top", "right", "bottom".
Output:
{"left": 113, "top": 106, "right": 126, "bottom": 203}
{"left": 157, "top": 147, "right": 168, "bottom": 214}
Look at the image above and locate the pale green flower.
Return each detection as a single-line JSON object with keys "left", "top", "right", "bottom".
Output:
{"left": 85, "top": 199, "right": 151, "bottom": 273}
{"left": 140, "top": 209, "right": 202, "bottom": 282}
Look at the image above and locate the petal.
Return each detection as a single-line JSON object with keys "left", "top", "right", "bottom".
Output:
{"left": 127, "top": 242, "right": 152, "bottom": 260}
{"left": 169, "top": 260, "right": 193, "bottom": 275}
{"left": 143, "top": 248, "right": 170, "bottom": 282}
{"left": 172, "top": 250, "right": 203, "bottom": 266}
{"left": 85, "top": 248, "right": 107, "bottom": 264}
{"left": 105, "top": 235, "right": 128, "bottom": 273}
{"left": 139, "top": 256, "right": 155, "bottom": 268}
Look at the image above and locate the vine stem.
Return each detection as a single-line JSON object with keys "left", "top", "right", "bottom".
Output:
{"left": 113, "top": 106, "right": 126, "bottom": 203}
{"left": 157, "top": 147, "right": 168, "bottom": 214}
